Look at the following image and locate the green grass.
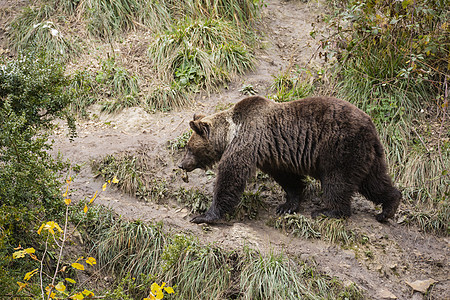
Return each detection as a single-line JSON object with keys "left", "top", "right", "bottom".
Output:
{"left": 273, "top": 214, "right": 355, "bottom": 245}
{"left": 148, "top": 17, "right": 254, "bottom": 84}
{"left": 168, "top": 130, "right": 193, "bottom": 151}
{"left": 8, "top": 6, "right": 80, "bottom": 61}
{"left": 95, "top": 220, "right": 167, "bottom": 291}
{"left": 240, "top": 251, "right": 364, "bottom": 300}
{"left": 269, "top": 69, "right": 313, "bottom": 102}
{"left": 163, "top": 236, "right": 233, "bottom": 299}
{"left": 233, "top": 188, "right": 267, "bottom": 221}
{"left": 174, "top": 188, "right": 211, "bottom": 214}
{"left": 77, "top": 205, "right": 365, "bottom": 299}
{"left": 145, "top": 83, "right": 190, "bottom": 112}
{"left": 77, "top": 0, "right": 169, "bottom": 38}
{"left": 67, "top": 69, "right": 98, "bottom": 118}
{"left": 147, "top": 17, "right": 255, "bottom": 109}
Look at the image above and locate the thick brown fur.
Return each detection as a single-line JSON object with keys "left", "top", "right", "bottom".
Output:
{"left": 179, "top": 96, "right": 401, "bottom": 224}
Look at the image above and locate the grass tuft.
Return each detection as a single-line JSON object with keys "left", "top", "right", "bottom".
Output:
{"left": 8, "top": 7, "right": 80, "bottom": 61}
{"left": 168, "top": 130, "right": 192, "bottom": 151}
{"left": 145, "top": 83, "right": 190, "bottom": 112}
{"left": 273, "top": 214, "right": 355, "bottom": 244}
{"left": 174, "top": 188, "right": 211, "bottom": 214}
{"left": 163, "top": 236, "right": 232, "bottom": 299}
{"left": 269, "top": 69, "right": 313, "bottom": 102}
{"left": 147, "top": 17, "right": 255, "bottom": 110}
{"left": 95, "top": 220, "right": 167, "bottom": 282}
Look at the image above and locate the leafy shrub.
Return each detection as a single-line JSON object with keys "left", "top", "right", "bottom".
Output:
{"left": 325, "top": 0, "right": 448, "bottom": 105}
{"left": 0, "top": 52, "right": 73, "bottom": 214}
{"left": 174, "top": 188, "right": 211, "bottom": 214}
{"left": 0, "top": 52, "right": 75, "bottom": 132}
{"left": 0, "top": 52, "right": 77, "bottom": 295}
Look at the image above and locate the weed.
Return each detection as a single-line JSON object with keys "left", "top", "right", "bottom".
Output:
{"left": 397, "top": 204, "right": 449, "bottom": 236}
{"left": 92, "top": 150, "right": 169, "bottom": 203}
{"left": 174, "top": 188, "right": 211, "bottom": 214}
{"left": 101, "top": 94, "right": 141, "bottom": 114}
{"left": 94, "top": 58, "right": 141, "bottom": 113}
{"left": 269, "top": 70, "right": 313, "bottom": 102}
{"left": 148, "top": 17, "right": 255, "bottom": 109}
{"left": 273, "top": 214, "right": 355, "bottom": 244}
{"left": 96, "top": 220, "right": 167, "bottom": 282}
{"left": 240, "top": 251, "right": 315, "bottom": 299}
{"left": 275, "top": 214, "right": 321, "bottom": 240}
{"left": 239, "top": 83, "right": 258, "bottom": 95}
{"left": 78, "top": 0, "right": 163, "bottom": 38}
{"left": 67, "top": 69, "right": 98, "bottom": 118}
{"left": 163, "top": 236, "right": 232, "bottom": 299}
{"left": 168, "top": 130, "right": 192, "bottom": 151}
{"left": 215, "top": 102, "right": 234, "bottom": 112}
{"left": 233, "top": 188, "right": 267, "bottom": 221}
{"left": 145, "top": 83, "right": 189, "bottom": 112}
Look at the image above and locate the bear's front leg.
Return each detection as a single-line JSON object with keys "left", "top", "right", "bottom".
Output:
{"left": 190, "top": 151, "right": 255, "bottom": 224}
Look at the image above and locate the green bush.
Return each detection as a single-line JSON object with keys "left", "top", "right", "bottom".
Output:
{"left": 0, "top": 52, "right": 73, "bottom": 212}
{"left": 0, "top": 52, "right": 75, "bottom": 132}
{"left": 326, "top": 0, "right": 448, "bottom": 105}
{"left": 0, "top": 52, "right": 75, "bottom": 294}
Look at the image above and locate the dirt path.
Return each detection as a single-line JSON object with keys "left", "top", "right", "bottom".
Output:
{"left": 51, "top": 1, "right": 449, "bottom": 299}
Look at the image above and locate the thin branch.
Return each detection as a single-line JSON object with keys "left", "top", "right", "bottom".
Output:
{"left": 47, "top": 204, "right": 70, "bottom": 300}
{"left": 40, "top": 236, "right": 49, "bottom": 300}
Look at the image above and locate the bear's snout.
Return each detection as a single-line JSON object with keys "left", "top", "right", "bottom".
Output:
{"left": 178, "top": 154, "right": 198, "bottom": 172}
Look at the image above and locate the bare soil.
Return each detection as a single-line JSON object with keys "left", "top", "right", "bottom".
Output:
{"left": 41, "top": 0, "right": 449, "bottom": 299}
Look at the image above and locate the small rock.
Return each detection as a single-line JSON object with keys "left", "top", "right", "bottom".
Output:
{"left": 377, "top": 289, "right": 397, "bottom": 299}
{"left": 343, "top": 279, "right": 355, "bottom": 288}
{"left": 406, "top": 278, "right": 438, "bottom": 294}
{"left": 300, "top": 253, "right": 309, "bottom": 261}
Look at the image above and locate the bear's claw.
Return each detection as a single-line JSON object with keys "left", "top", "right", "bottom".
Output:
{"left": 276, "top": 202, "right": 298, "bottom": 215}
{"left": 190, "top": 214, "right": 219, "bottom": 224}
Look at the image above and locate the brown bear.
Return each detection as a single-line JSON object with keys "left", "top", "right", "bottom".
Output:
{"left": 179, "top": 96, "right": 401, "bottom": 224}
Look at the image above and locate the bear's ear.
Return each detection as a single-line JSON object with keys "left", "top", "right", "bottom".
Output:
{"left": 190, "top": 119, "right": 210, "bottom": 139}
{"left": 193, "top": 113, "right": 206, "bottom": 121}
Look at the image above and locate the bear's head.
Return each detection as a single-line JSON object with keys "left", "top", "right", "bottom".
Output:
{"left": 178, "top": 114, "right": 222, "bottom": 172}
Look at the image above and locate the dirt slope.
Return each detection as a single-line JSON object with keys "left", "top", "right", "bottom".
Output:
{"left": 50, "top": 1, "right": 449, "bottom": 299}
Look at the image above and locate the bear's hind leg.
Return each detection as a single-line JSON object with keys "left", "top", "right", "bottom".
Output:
{"left": 359, "top": 171, "right": 401, "bottom": 222}
{"left": 312, "top": 176, "right": 355, "bottom": 219}
{"left": 271, "top": 173, "right": 306, "bottom": 215}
